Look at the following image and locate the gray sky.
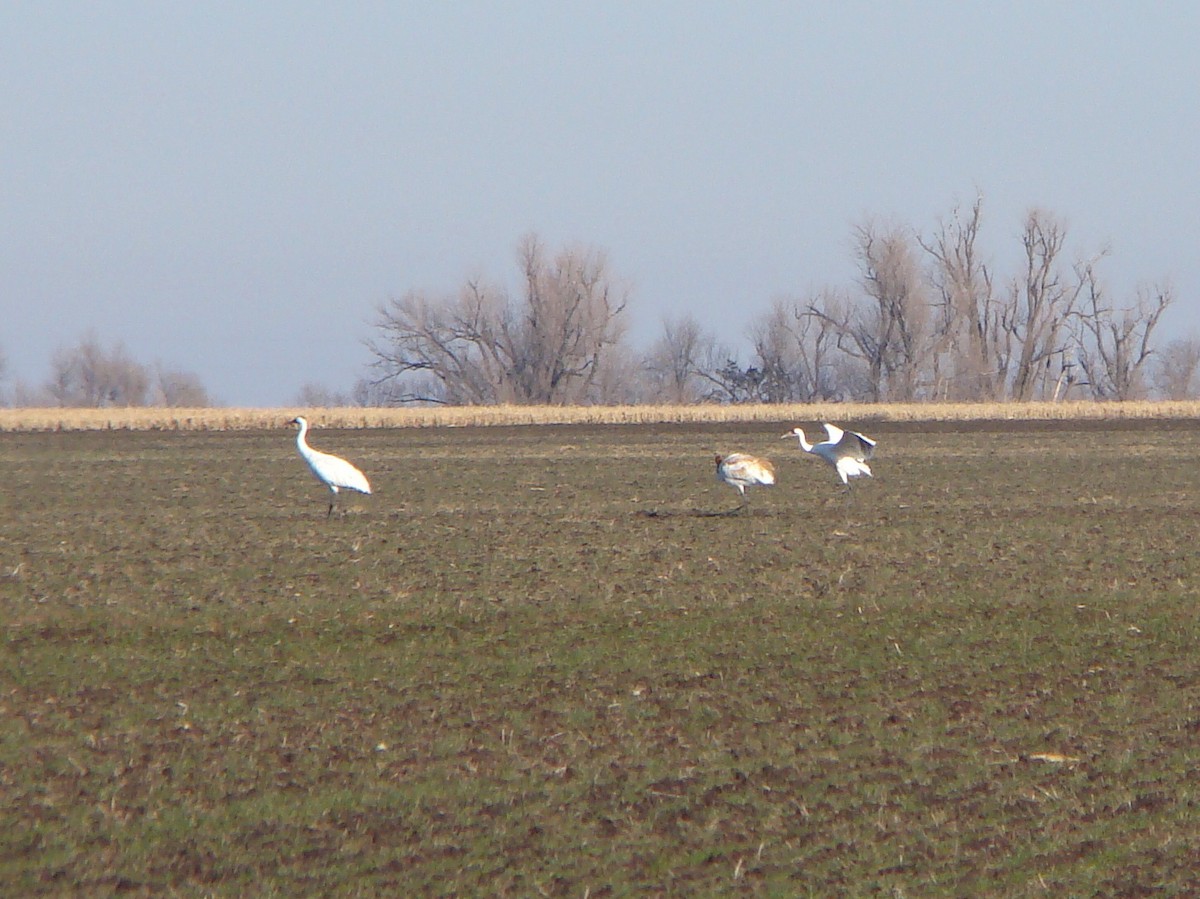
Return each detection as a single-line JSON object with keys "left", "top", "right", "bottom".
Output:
{"left": 4, "top": 3, "right": 1197, "bottom": 406}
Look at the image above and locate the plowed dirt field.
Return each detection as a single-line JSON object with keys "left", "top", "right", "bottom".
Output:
{"left": 4, "top": 420, "right": 1199, "bottom": 895}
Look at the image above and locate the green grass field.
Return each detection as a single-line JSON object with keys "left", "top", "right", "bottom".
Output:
{"left": 3, "top": 419, "right": 1199, "bottom": 896}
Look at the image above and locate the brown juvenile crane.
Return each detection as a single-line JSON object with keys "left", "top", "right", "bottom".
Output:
{"left": 715, "top": 452, "right": 776, "bottom": 512}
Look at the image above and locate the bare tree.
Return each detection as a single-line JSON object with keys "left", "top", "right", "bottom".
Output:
{"left": 295, "top": 382, "right": 356, "bottom": 407}
{"left": 369, "top": 235, "right": 630, "bottom": 405}
{"left": 794, "top": 298, "right": 844, "bottom": 400}
{"left": 590, "top": 342, "right": 645, "bottom": 404}
{"left": 702, "top": 359, "right": 767, "bottom": 404}
{"left": 921, "top": 195, "right": 1005, "bottom": 400}
{"left": 351, "top": 376, "right": 414, "bottom": 407}
{"left": 742, "top": 298, "right": 842, "bottom": 402}
{"left": 48, "top": 333, "right": 150, "bottom": 407}
{"left": 1073, "top": 275, "right": 1172, "bottom": 400}
{"left": 152, "top": 364, "right": 211, "bottom": 406}
{"left": 1003, "top": 210, "right": 1095, "bottom": 401}
{"left": 807, "top": 223, "right": 932, "bottom": 401}
{"left": 643, "top": 314, "right": 722, "bottom": 403}
{"left": 864, "top": 222, "right": 935, "bottom": 401}
{"left": 507, "top": 236, "right": 630, "bottom": 403}
{"left": 1152, "top": 335, "right": 1200, "bottom": 400}
{"left": 749, "top": 302, "right": 804, "bottom": 403}
{"left": 41, "top": 333, "right": 210, "bottom": 407}
{"left": 368, "top": 279, "right": 505, "bottom": 404}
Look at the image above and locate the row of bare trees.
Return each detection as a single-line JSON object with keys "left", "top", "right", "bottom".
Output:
{"left": 4, "top": 198, "right": 1191, "bottom": 409}
{"left": 1, "top": 333, "right": 210, "bottom": 407}
{"left": 707, "top": 202, "right": 1173, "bottom": 404}
{"left": 366, "top": 199, "right": 1192, "bottom": 405}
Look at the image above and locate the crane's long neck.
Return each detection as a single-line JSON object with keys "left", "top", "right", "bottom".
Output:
{"left": 794, "top": 430, "right": 814, "bottom": 453}
{"left": 295, "top": 419, "right": 312, "bottom": 455}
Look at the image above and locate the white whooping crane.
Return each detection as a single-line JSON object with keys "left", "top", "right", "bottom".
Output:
{"left": 291, "top": 416, "right": 371, "bottom": 517}
{"left": 782, "top": 423, "right": 876, "bottom": 488}
{"left": 715, "top": 452, "right": 776, "bottom": 512}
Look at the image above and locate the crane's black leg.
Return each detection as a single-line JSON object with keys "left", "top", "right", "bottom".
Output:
{"left": 841, "top": 480, "right": 856, "bottom": 510}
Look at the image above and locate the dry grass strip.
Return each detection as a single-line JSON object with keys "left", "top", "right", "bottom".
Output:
{"left": 3, "top": 400, "right": 1200, "bottom": 432}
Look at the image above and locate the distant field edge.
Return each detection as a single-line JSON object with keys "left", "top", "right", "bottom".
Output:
{"left": 4, "top": 401, "right": 1200, "bottom": 431}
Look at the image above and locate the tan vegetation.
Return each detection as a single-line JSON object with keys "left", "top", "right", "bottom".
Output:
{"left": 4, "top": 399, "right": 1200, "bottom": 432}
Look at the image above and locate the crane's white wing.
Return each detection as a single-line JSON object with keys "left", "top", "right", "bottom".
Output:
{"left": 823, "top": 422, "right": 875, "bottom": 461}
{"left": 821, "top": 422, "right": 845, "bottom": 444}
